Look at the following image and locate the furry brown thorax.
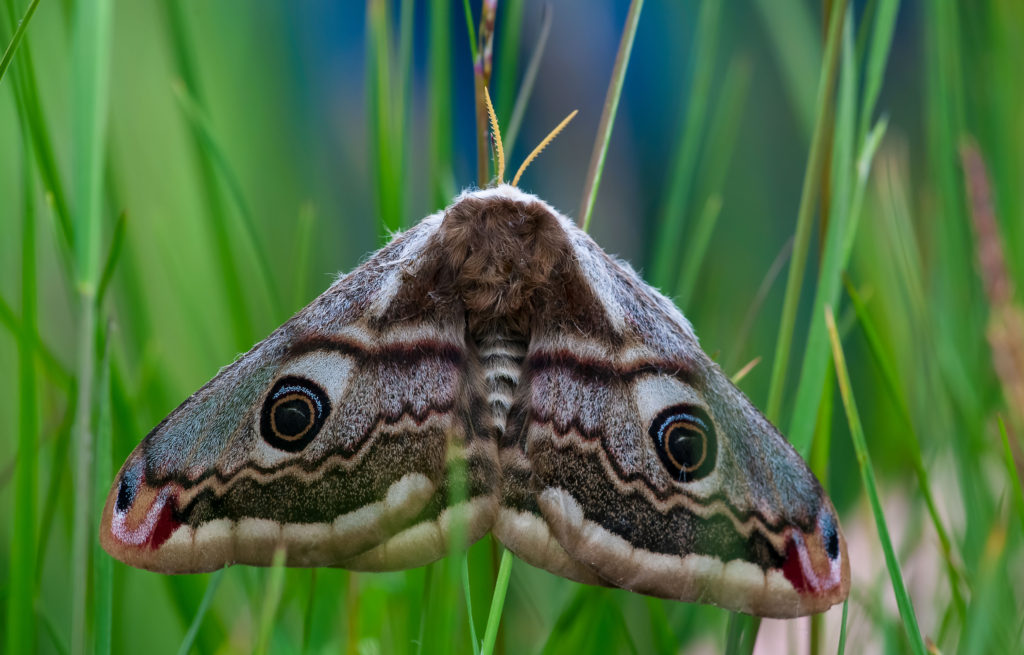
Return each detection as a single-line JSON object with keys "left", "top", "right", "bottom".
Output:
{"left": 412, "top": 194, "right": 589, "bottom": 336}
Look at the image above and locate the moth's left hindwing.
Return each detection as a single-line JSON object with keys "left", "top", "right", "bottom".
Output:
{"left": 101, "top": 214, "right": 498, "bottom": 573}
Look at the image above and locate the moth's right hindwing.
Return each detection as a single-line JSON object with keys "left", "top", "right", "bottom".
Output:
{"left": 493, "top": 206, "right": 850, "bottom": 618}
{"left": 100, "top": 214, "right": 498, "bottom": 573}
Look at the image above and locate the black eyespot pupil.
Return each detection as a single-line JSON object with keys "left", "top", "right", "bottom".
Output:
{"left": 260, "top": 376, "right": 331, "bottom": 452}
{"left": 274, "top": 398, "right": 312, "bottom": 437}
{"left": 667, "top": 426, "right": 705, "bottom": 472}
{"left": 648, "top": 404, "right": 717, "bottom": 482}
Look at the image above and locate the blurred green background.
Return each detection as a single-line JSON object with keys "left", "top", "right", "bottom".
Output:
{"left": 2, "top": 0, "right": 1023, "bottom": 653}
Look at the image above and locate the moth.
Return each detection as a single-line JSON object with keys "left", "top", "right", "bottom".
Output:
{"left": 101, "top": 106, "right": 850, "bottom": 619}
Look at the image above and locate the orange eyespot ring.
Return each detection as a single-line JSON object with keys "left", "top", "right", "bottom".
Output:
{"left": 270, "top": 392, "right": 316, "bottom": 440}
{"left": 260, "top": 376, "right": 330, "bottom": 452}
{"left": 649, "top": 405, "right": 716, "bottom": 482}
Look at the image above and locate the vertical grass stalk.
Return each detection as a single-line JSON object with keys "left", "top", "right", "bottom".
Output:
{"left": 6, "top": 109, "right": 39, "bottom": 655}
{"left": 70, "top": 0, "right": 114, "bottom": 651}
{"left": 176, "top": 570, "right": 225, "bottom": 655}
{"left": 650, "top": 0, "right": 721, "bottom": 288}
{"left": 92, "top": 339, "right": 113, "bottom": 655}
{"left": 763, "top": 0, "right": 847, "bottom": 425}
{"left": 578, "top": 0, "right": 643, "bottom": 232}
{"left": 161, "top": 0, "right": 254, "bottom": 347}
{"left": 255, "top": 549, "right": 288, "bottom": 654}
{"left": 473, "top": 0, "right": 497, "bottom": 186}
{"left": 429, "top": 0, "right": 455, "bottom": 206}
{"left": 480, "top": 548, "right": 514, "bottom": 655}
{"left": 825, "top": 306, "right": 927, "bottom": 655}
{"left": 0, "top": 0, "right": 40, "bottom": 84}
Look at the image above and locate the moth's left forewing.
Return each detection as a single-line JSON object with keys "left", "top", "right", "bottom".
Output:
{"left": 517, "top": 214, "right": 849, "bottom": 618}
{"left": 102, "top": 214, "right": 499, "bottom": 574}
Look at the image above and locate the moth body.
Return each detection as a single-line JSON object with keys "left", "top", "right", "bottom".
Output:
{"left": 102, "top": 185, "right": 850, "bottom": 618}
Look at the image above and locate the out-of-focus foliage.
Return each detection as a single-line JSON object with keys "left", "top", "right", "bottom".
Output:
{"left": 1, "top": 1, "right": 1023, "bottom": 653}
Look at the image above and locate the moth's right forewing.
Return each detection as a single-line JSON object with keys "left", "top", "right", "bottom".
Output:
{"left": 101, "top": 213, "right": 498, "bottom": 573}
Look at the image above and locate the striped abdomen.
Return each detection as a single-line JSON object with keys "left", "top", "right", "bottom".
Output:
{"left": 476, "top": 329, "right": 527, "bottom": 437}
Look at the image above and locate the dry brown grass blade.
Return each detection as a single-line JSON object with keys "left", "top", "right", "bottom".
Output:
{"left": 960, "top": 139, "right": 1024, "bottom": 456}
{"left": 474, "top": 0, "right": 498, "bottom": 186}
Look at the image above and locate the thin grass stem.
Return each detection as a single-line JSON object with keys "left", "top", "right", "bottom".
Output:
{"left": 92, "top": 336, "right": 113, "bottom": 655}
{"left": 651, "top": 0, "right": 721, "bottom": 287}
{"left": 504, "top": 3, "right": 551, "bottom": 158}
{"left": 176, "top": 570, "right": 225, "bottom": 655}
{"left": 0, "top": 0, "right": 40, "bottom": 85}
{"left": 255, "top": 549, "right": 288, "bottom": 655}
{"left": 70, "top": 0, "right": 114, "bottom": 650}
{"left": 764, "top": 0, "right": 848, "bottom": 424}
{"left": 480, "top": 548, "right": 514, "bottom": 655}
{"left": 843, "top": 277, "right": 967, "bottom": 619}
{"left": 6, "top": 108, "right": 39, "bottom": 655}
{"left": 429, "top": 0, "right": 455, "bottom": 205}
{"left": 579, "top": 0, "right": 643, "bottom": 232}
{"left": 825, "top": 306, "right": 927, "bottom": 655}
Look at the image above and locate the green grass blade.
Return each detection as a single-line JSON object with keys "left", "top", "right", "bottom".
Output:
{"left": 429, "top": 0, "right": 455, "bottom": 206}
{"left": 424, "top": 456, "right": 472, "bottom": 654}
{"left": 95, "top": 210, "right": 126, "bottom": 308}
{"left": 825, "top": 306, "right": 927, "bottom": 655}
{"left": 480, "top": 548, "right": 514, "bottom": 655}
{"left": 651, "top": 0, "right": 721, "bottom": 287}
{"left": 836, "top": 600, "right": 849, "bottom": 655}
{"left": 367, "top": 0, "right": 404, "bottom": 232}
{"left": 787, "top": 10, "right": 858, "bottom": 459}
{"left": 763, "top": 0, "right": 848, "bottom": 424}
{"left": 843, "top": 276, "right": 966, "bottom": 619}
{"left": 857, "top": 0, "right": 899, "bottom": 145}
{"left": 674, "top": 54, "right": 751, "bottom": 305}
{"left": 2, "top": 0, "right": 74, "bottom": 256}
{"left": 725, "top": 6, "right": 849, "bottom": 651}
{"left": 176, "top": 570, "right": 225, "bottom": 655}
{"left": 579, "top": 0, "right": 643, "bottom": 232}
{"left": 998, "top": 417, "right": 1024, "bottom": 534}
{"left": 0, "top": 0, "right": 40, "bottom": 85}
{"left": 752, "top": 0, "right": 819, "bottom": 135}
{"left": 504, "top": 3, "right": 552, "bottom": 158}
{"left": 160, "top": 0, "right": 255, "bottom": 348}
{"left": 170, "top": 82, "right": 284, "bottom": 318}
{"left": 92, "top": 340, "right": 113, "bottom": 655}
{"left": 493, "top": 0, "right": 524, "bottom": 126}
{"left": 35, "top": 388, "right": 75, "bottom": 582}
{"left": 462, "top": 0, "right": 477, "bottom": 61}
{"left": 256, "top": 549, "right": 288, "bottom": 655}
{"left": 787, "top": 30, "right": 886, "bottom": 457}
{"left": 301, "top": 570, "right": 316, "bottom": 655}
{"left": 70, "top": 0, "right": 114, "bottom": 651}
{"left": 674, "top": 196, "right": 721, "bottom": 307}
{"left": 38, "top": 606, "right": 69, "bottom": 655}
{"left": 462, "top": 559, "right": 480, "bottom": 655}
{"left": 0, "top": 293, "right": 73, "bottom": 390}
{"left": 6, "top": 111, "right": 39, "bottom": 655}
{"left": 396, "top": 0, "right": 413, "bottom": 224}
{"left": 725, "top": 238, "right": 792, "bottom": 374}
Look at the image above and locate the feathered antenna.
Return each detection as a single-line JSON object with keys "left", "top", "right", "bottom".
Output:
{"left": 512, "top": 110, "right": 578, "bottom": 187}
{"left": 483, "top": 87, "right": 505, "bottom": 185}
